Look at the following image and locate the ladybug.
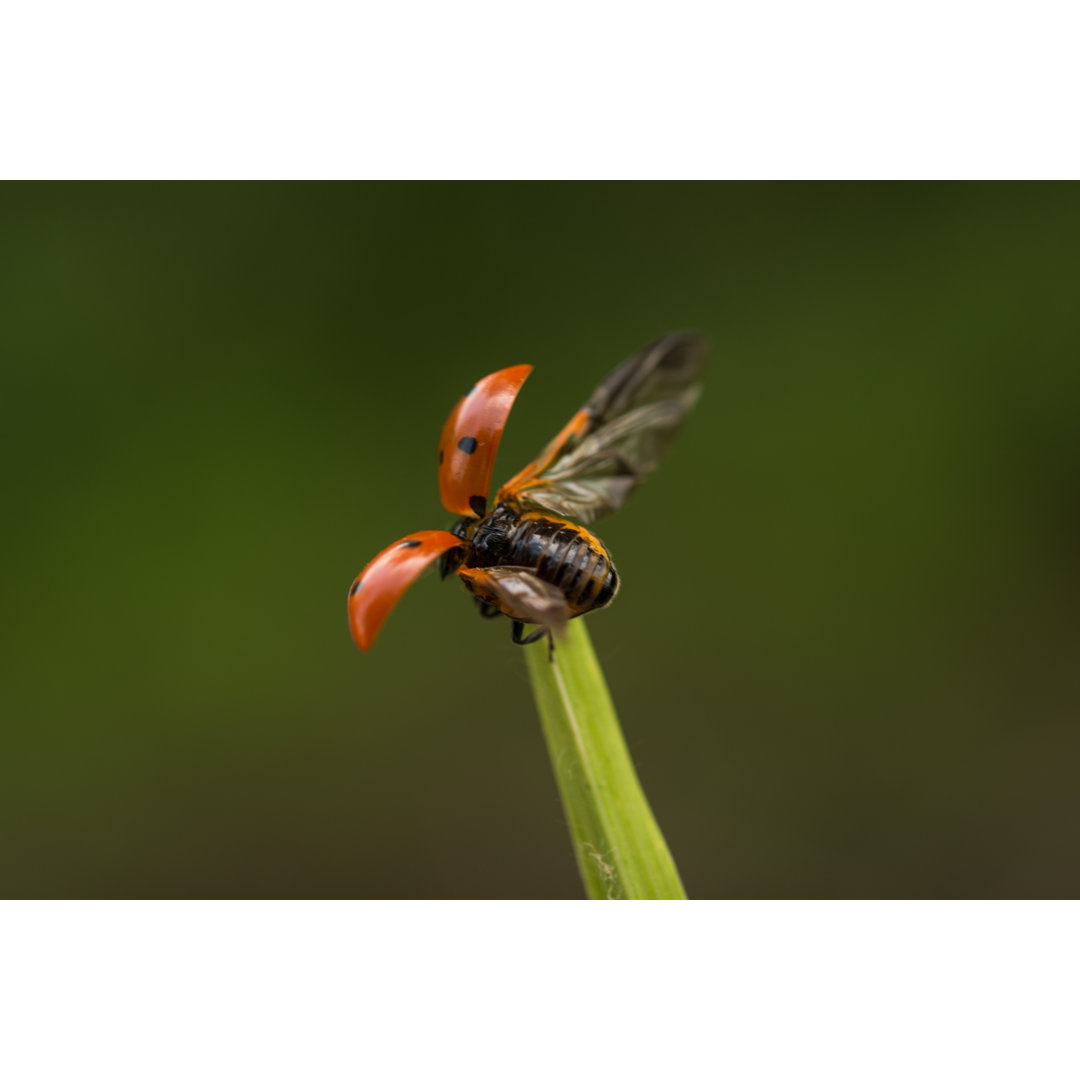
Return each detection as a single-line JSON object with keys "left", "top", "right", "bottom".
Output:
{"left": 347, "top": 332, "right": 706, "bottom": 654}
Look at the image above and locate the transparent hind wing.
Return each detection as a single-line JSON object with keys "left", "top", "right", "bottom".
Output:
{"left": 456, "top": 566, "right": 569, "bottom": 632}
{"left": 498, "top": 332, "right": 705, "bottom": 524}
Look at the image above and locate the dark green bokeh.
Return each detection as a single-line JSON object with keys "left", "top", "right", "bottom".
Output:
{"left": 2, "top": 182, "right": 1077, "bottom": 898}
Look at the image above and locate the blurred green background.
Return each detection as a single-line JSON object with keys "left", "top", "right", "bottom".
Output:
{"left": 2, "top": 183, "right": 1077, "bottom": 898}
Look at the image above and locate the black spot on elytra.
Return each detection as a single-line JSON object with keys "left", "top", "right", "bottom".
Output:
{"left": 398, "top": 540, "right": 422, "bottom": 549}
{"left": 457, "top": 436, "right": 478, "bottom": 454}
{"left": 469, "top": 495, "right": 487, "bottom": 518}
{"left": 349, "top": 579, "right": 363, "bottom": 596}
{"left": 438, "top": 449, "right": 444, "bottom": 465}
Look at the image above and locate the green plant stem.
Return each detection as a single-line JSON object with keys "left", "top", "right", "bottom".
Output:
{"left": 524, "top": 619, "right": 687, "bottom": 900}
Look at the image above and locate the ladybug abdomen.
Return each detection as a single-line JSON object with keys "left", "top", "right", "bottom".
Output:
{"left": 501, "top": 513, "right": 619, "bottom": 617}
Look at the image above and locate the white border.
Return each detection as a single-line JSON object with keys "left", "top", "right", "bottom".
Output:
{"left": 1, "top": 2, "right": 1077, "bottom": 178}
{"left": 1, "top": 901, "right": 1076, "bottom": 1079}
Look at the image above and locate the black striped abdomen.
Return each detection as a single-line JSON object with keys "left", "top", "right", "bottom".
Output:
{"left": 502, "top": 514, "right": 618, "bottom": 616}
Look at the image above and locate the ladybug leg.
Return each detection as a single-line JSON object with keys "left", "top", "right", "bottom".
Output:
{"left": 461, "top": 566, "right": 565, "bottom": 661}
{"left": 511, "top": 620, "right": 550, "bottom": 647}
{"left": 476, "top": 600, "right": 502, "bottom": 619}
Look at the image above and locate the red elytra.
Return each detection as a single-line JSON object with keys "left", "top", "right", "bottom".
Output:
{"left": 436, "top": 364, "right": 532, "bottom": 517}
{"left": 347, "top": 530, "right": 464, "bottom": 651}
{"left": 348, "top": 364, "right": 532, "bottom": 652}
